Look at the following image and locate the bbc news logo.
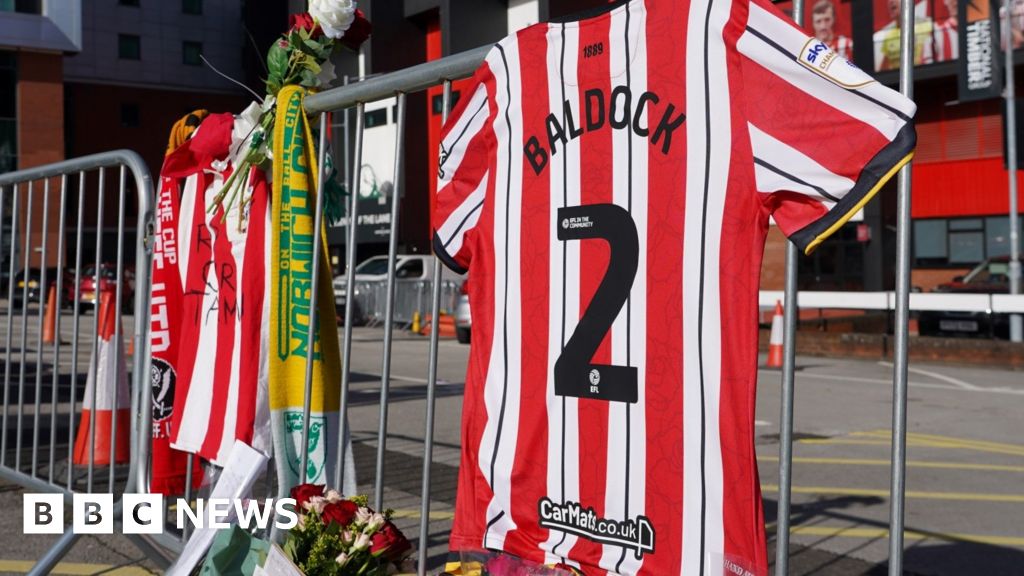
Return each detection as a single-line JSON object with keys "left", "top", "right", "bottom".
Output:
{"left": 23, "top": 494, "right": 299, "bottom": 535}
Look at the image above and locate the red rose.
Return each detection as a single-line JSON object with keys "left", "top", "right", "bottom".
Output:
{"left": 339, "top": 9, "right": 372, "bottom": 51}
{"left": 369, "top": 520, "right": 411, "bottom": 562}
{"left": 289, "top": 483, "right": 324, "bottom": 508}
{"left": 320, "top": 500, "right": 358, "bottom": 526}
{"left": 289, "top": 13, "right": 322, "bottom": 38}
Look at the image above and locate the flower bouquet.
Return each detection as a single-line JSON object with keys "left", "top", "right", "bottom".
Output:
{"left": 283, "top": 483, "right": 413, "bottom": 575}
{"left": 209, "top": 0, "right": 370, "bottom": 222}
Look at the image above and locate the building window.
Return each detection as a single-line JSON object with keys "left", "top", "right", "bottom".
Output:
{"left": 121, "top": 103, "right": 140, "bottom": 128}
{"left": 431, "top": 91, "right": 461, "bottom": 115}
{"left": 914, "top": 216, "right": 1024, "bottom": 267}
{"left": 182, "top": 0, "right": 201, "bottom": 15}
{"left": 183, "top": 41, "right": 202, "bottom": 66}
{"left": 0, "top": 0, "right": 41, "bottom": 14}
{"left": 118, "top": 34, "right": 141, "bottom": 60}
{"left": 0, "top": 51, "right": 15, "bottom": 173}
{"left": 364, "top": 109, "right": 387, "bottom": 128}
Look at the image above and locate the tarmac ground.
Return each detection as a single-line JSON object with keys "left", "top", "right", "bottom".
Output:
{"left": 0, "top": 318, "right": 1021, "bottom": 575}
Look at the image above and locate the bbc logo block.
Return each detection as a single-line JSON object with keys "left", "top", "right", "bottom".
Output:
{"left": 23, "top": 493, "right": 163, "bottom": 535}
{"left": 23, "top": 494, "right": 63, "bottom": 534}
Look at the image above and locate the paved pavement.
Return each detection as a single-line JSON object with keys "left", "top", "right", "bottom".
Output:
{"left": 0, "top": 320, "right": 1021, "bottom": 575}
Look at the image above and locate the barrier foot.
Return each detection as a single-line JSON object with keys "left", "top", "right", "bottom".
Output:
{"left": 28, "top": 531, "right": 80, "bottom": 576}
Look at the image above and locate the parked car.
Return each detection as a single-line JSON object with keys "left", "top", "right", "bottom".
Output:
{"left": 78, "top": 264, "right": 136, "bottom": 312}
{"left": 332, "top": 255, "right": 463, "bottom": 324}
{"left": 12, "top": 267, "right": 75, "bottom": 307}
{"left": 455, "top": 279, "right": 471, "bottom": 344}
{"left": 918, "top": 256, "right": 1023, "bottom": 339}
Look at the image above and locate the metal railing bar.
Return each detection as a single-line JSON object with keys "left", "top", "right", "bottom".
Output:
{"left": 0, "top": 151, "right": 150, "bottom": 189}
{"left": 336, "top": 102, "right": 365, "bottom": 490}
{"left": 130, "top": 162, "right": 155, "bottom": 498}
{"left": 68, "top": 171, "right": 86, "bottom": 489}
{"left": 31, "top": 178, "right": 50, "bottom": 477}
{"left": 888, "top": 0, "right": 916, "bottom": 570}
{"left": 374, "top": 92, "right": 407, "bottom": 511}
{"left": 776, "top": 1, "right": 804, "bottom": 568}
{"left": 1, "top": 184, "right": 16, "bottom": 467}
{"left": 49, "top": 174, "right": 68, "bottom": 484}
{"left": 87, "top": 167, "right": 106, "bottom": 494}
{"left": 298, "top": 111, "right": 331, "bottom": 486}
{"left": 418, "top": 79, "right": 453, "bottom": 576}
{"left": 304, "top": 45, "right": 489, "bottom": 114}
{"left": 16, "top": 180, "right": 34, "bottom": 472}
{"left": 776, "top": 240, "right": 799, "bottom": 574}
{"left": 110, "top": 165, "right": 127, "bottom": 492}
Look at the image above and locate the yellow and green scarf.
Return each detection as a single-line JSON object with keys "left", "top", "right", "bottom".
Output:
{"left": 270, "top": 85, "right": 349, "bottom": 491}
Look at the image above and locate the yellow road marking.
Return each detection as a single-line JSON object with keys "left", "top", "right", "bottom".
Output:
{"left": 771, "top": 526, "right": 1024, "bottom": 548}
{"left": 0, "top": 560, "right": 154, "bottom": 575}
{"left": 855, "top": 430, "right": 1024, "bottom": 457}
{"left": 797, "top": 436, "right": 1024, "bottom": 457}
{"left": 760, "top": 484, "right": 1024, "bottom": 503}
{"left": 757, "top": 455, "right": 1024, "bottom": 473}
{"left": 391, "top": 509, "right": 455, "bottom": 520}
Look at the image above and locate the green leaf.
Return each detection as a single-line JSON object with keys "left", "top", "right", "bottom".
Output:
{"left": 303, "top": 38, "right": 328, "bottom": 59}
{"left": 299, "top": 67, "right": 318, "bottom": 87}
{"left": 266, "top": 42, "right": 289, "bottom": 90}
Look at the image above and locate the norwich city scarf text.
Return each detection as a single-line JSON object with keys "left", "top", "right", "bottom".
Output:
{"left": 270, "top": 86, "right": 344, "bottom": 491}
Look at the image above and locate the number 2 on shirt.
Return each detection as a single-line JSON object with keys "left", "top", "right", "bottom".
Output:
{"left": 555, "top": 203, "right": 639, "bottom": 403}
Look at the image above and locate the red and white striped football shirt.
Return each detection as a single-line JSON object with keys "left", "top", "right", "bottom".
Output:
{"left": 433, "top": 0, "right": 916, "bottom": 574}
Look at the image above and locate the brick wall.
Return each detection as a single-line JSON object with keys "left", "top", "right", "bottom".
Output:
{"left": 16, "top": 52, "right": 64, "bottom": 268}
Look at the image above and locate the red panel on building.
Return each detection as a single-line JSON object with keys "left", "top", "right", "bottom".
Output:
{"left": 913, "top": 158, "right": 1024, "bottom": 218}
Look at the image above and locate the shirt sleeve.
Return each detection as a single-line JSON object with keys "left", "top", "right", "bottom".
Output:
{"left": 739, "top": 0, "right": 917, "bottom": 255}
{"left": 432, "top": 63, "right": 497, "bottom": 274}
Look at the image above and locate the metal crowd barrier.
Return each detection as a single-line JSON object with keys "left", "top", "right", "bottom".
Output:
{"left": 351, "top": 279, "right": 461, "bottom": 327}
{"left": 0, "top": 2, "right": 933, "bottom": 575}
{"left": 0, "top": 151, "right": 174, "bottom": 574}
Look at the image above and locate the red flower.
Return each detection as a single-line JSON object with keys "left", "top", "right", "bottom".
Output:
{"left": 289, "top": 483, "right": 324, "bottom": 508}
{"left": 339, "top": 9, "right": 372, "bottom": 51}
{"left": 369, "top": 520, "right": 411, "bottom": 562}
{"left": 289, "top": 13, "right": 322, "bottom": 38}
{"left": 320, "top": 500, "right": 358, "bottom": 526}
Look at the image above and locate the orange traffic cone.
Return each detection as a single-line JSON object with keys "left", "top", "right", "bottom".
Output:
{"left": 73, "top": 292, "right": 130, "bottom": 465}
{"left": 419, "top": 313, "right": 457, "bottom": 338}
{"left": 766, "top": 300, "right": 785, "bottom": 369}
{"left": 42, "top": 285, "right": 57, "bottom": 344}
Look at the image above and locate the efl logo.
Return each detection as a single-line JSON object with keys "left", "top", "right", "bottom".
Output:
{"left": 24, "top": 494, "right": 298, "bottom": 534}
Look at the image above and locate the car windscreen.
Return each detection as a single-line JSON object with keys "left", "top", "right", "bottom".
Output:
{"left": 355, "top": 257, "right": 390, "bottom": 276}
{"left": 81, "top": 266, "right": 118, "bottom": 279}
{"left": 963, "top": 260, "right": 1013, "bottom": 285}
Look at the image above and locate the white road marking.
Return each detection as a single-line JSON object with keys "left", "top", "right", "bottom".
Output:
{"left": 757, "top": 369, "right": 1024, "bottom": 396}
{"left": 878, "top": 361, "right": 979, "bottom": 391}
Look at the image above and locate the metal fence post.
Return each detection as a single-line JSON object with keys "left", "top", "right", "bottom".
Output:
{"left": 888, "top": 0, "right": 916, "bottom": 573}
{"left": 336, "top": 102, "right": 365, "bottom": 489}
{"left": 775, "top": 2, "right": 804, "bottom": 573}
{"left": 1005, "top": 1, "right": 1023, "bottom": 342}
{"left": 374, "top": 92, "right": 407, "bottom": 511}
{"left": 418, "top": 80, "right": 453, "bottom": 576}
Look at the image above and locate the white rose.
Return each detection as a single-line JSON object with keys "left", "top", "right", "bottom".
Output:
{"left": 352, "top": 532, "right": 371, "bottom": 552}
{"left": 355, "top": 506, "right": 372, "bottom": 525}
{"left": 336, "top": 552, "right": 350, "bottom": 566}
{"left": 304, "top": 495, "right": 327, "bottom": 516}
{"left": 363, "top": 512, "right": 385, "bottom": 534}
{"left": 309, "top": 0, "right": 356, "bottom": 40}
{"left": 325, "top": 489, "right": 343, "bottom": 503}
